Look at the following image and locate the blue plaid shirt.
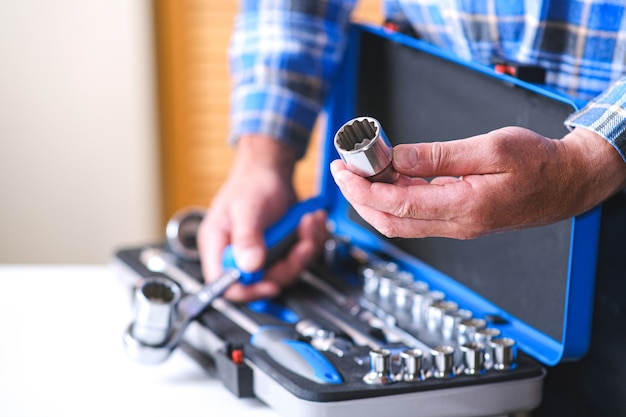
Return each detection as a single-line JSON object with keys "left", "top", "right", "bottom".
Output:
{"left": 229, "top": 0, "right": 626, "bottom": 161}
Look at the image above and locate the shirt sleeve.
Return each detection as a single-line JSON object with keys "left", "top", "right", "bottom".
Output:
{"left": 564, "top": 77, "right": 626, "bottom": 162}
{"left": 228, "top": 0, "right": 358, "bottom": 159}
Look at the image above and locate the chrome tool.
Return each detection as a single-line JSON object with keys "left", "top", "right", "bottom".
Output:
{"left": 430, "top": 345, "right": 455, "bottom": 379}
{"left": 490, "top": 337, "right": 517, "bottom": 371}
{"left": 334, "top": 116, "right": 399, "bottom": 183}
{"left": 461, "top": 342, "right": 485, "bottom": 376}
{"left": 363, "top": 348, "right": 394, "bottom": 384}
{"left": 395, "top": 348, "right": 425, "bottom": 382}
{"left": 124, "top": 197, "right": 327, "bottom": 365}
{"left": 165, "top": 205, "right": 205, "bottom": 261}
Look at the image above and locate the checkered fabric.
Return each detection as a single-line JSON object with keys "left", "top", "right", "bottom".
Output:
{"left": 229, "top": 0, "right": 626, "bottom": 160}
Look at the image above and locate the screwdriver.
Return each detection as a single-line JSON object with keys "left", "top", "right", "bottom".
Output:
{"left": 212, "top": 298, "right": 343, "bottom": 384}
{"left": 138, "top": 251, "right": 343, "bottom": 384}
{"left": 127, "top": 197, "right": 343, "bottom": 384}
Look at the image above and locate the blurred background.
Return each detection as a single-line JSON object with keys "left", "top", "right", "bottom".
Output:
{"left": 0, "top": 1, "right": 381, "bottom": 264}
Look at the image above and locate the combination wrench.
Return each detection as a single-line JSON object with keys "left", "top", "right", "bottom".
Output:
{"left": 123, "top": 197, "right": 329, "bottom": 365}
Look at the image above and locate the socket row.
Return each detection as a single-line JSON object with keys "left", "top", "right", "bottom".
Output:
{"left": 358, "top": 260, "right": 517, "bottom": 378}
{"left": 364, "top": 335, "right": 517, "bottom": 385}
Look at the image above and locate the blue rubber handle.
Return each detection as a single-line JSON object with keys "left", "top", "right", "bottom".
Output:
{"left": 221, "top": 196, "right": 327, "bottom": 285}
{"left": 247, "top": 299, "right": 300, "bottom": 324}
{"left": 250, "top": 325, "right": 343, "bottom": 384}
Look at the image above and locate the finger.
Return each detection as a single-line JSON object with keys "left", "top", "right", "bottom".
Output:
{"left": 330, "top": 159, "right": 428, "bottom": 187}
{"left": 395, "top": 175, "right": 430, "bottom": 187}
{"left": 392, "top": 134, "right": 505, "bottom": 178}
{"left": 264, "top": 210, "right": 327, "bottom": 283}
{"left": 348, "top": 199, "right": 471, "bottom": 239}
{"left": 229, "top": 200, "right": 270, "bottom": 273}
{"left": 222, "top": 210, "right": 328, "bottom": 302}
{"left": 333, "top": 165, "right": 477, "bottom": 221}
{"left": 223, "top": 280, "right": 282, "bottom": 302}
{"left": 198, "top": 206, "right": 232, "bottom": 281}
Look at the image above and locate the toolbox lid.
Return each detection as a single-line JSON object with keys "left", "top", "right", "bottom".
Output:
{"left": 317, "top": 24, "right": 600, "bottom": 366}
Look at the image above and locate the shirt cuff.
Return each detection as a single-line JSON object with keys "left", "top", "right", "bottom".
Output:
{"left": 564, "top": 77, "right": 626, "bottom": 162}
{"left": 228, "top": 84, "right": 321, "bottom": 159}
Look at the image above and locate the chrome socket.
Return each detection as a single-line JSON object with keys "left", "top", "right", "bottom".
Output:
{"left": 377, "top": 276, "right": 394, "bottom": 299}
{"left": 441, "top": 308, "right": 473, "bottom": 340}
{"left": 295, "top": 319, "right": 353, "bottom": 357}
{"left": 411, "top": 290, "right": 445, "bottom": 328}
{"left": 474, "top": 327, "right": 502, "bottom": 368}
{"left": 430, "top": 345, "right": 455, "bottom": 379}
{"left": 396, "top": 349, "right": 425, "bottom": 382}
{"left": 461, "top": 342, "right": 485, "bottom": 376}
{"left": 426, "top": 300, "right": 459, "bottom": 334}
{"left": 363, "top": 348, "right": 395, "bottom": 384}
{"left": 334, "top": 117, "right": 399, "bottom": 183}
{"left": 323, "top": 238, "right": 338, "bottom": 267}
{"left": 490, "top": 337, "right": 517, "bottom": 371}
{"left": 361, "top": 261, "right": 401, "bottom": 299}
{"left": 131, "top": 276, "right": 182, "bottom": 346}
{"left": 123, "top": 276, "right": 183, "bottom": 364}
{"left": 362, "top": 267, "right": 380, "bottom": 295}
{"left": 396, "top": 270, "right": 415, "bottom": 285}
{"left": 457, "top": 318, "right": 487, "bottom": 345}
{"left": 412, "top": 280, "right": 429, "bottom": 294}
{"left": 165, "top": 206, "right": 205, "bottom": 261}
{"left": 391, "top": 282, "right": 414, "bottom": 310}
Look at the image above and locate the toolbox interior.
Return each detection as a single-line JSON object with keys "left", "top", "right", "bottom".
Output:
{"left": 319, "top": 26, "right": 600, "bottom": 360}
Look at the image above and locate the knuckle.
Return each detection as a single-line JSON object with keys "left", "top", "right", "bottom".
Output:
{"left": 428, "top": 142, "right": 448, "bottom": 172}
{"left": 376, "top": 218, "right": 401, "bottom": 239}
{"left": 453, "top": 200, "right": 498, "bottom": 239}
{"left": 455, "top": 226, "right": 485, "bottom": 240}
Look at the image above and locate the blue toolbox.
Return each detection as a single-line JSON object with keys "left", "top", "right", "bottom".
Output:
{"left": 114, "top": 23, "right": 601, "bottom": 417}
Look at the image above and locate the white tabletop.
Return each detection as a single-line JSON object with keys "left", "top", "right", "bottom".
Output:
{"left": 0, "top": 264, "right": 278, "bottom": 417}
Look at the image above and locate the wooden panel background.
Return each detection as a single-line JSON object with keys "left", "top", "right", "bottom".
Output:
{"left": 153, "top": 1, "right": 383, "bottom": 225}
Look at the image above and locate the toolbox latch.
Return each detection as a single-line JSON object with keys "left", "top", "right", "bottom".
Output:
{"left": 494, "top": 62, "right": 547, "bottom": 84}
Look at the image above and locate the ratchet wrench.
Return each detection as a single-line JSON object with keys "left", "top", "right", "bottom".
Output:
{"left": 124, "top": 197, "right": 327, "bottom": 364}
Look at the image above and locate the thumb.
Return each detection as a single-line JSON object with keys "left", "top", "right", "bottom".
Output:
{"left": 392, "top": 136, "right": 497, "bottom": 178}
{"left": 233, "top": 245, "right": 265, "bottom": 273}
{"left": 230, "top": 213, "right": 267, "bottom": 273}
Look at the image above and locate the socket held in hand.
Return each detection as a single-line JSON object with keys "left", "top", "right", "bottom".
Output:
{"left": 334, "top": 117, "right": 399, "bottom": 184}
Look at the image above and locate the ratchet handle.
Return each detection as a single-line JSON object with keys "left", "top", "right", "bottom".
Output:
{"left": 251, "top": 325, "right": 343, "bottom": 384}
{"left": 222, "top": 197, "right": 326, "bottom": 285}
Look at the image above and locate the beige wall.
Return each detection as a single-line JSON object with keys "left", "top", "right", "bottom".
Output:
{"left": 0, "top": 0, "right": 161, "bottom": 263}
{"left": 0, "top": 1, "right": 383, "bottom": 264}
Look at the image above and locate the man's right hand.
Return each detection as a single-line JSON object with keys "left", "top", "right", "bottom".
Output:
{"left": 197, "top": 134, "right": 327, "bottom": 302}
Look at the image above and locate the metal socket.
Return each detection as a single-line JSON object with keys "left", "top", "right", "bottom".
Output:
{"left": 123, "top": 276, "right": 182, "bottom": 364}
{"left": 334, "top": 117, "right": 399, "bottom": 183}
{"left": 362, "top": 267, "right": 380, "bottom": 295}
{"left": 132, "top": 276, "right": 182, "bottom": 346}
{"left": 363, "top": 348, "right": 395, "bottom": 384}
{"left": 461, "top": 342, "right": 485, "bottom": 376}
{"left": 474, "top": 327, "right": 502, "bottom": 368}
{"left": 441, "top": 308, "right": 473, "bottom": 340}
{"left": 457, "top": 318, "right": 487, "bottom": 345}
{"left": 411, "top": 290, "right": 445, "bottom": 327}
{"left": 377, "top": 276, "right": 394, "bottom": 299}
{"left": 165, "top": 206, "right": 205, "bottom": 261}
{"left": 392, "top": 282, "right": 414, "bottom": 310}
{"left": 490, "top": 337, "right": 517, "bottom": 371}
{"left": 426, "top": 300, "right": 459, "bottom": 334}
{"left": 396, "top": 349, "right": 425, "bottom": 382}
{"left": 430, "top": 345, "right": 455, "bottom": 379}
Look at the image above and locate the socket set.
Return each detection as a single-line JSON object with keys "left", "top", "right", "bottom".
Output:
{"left": 115, "top": 235, "right": 545, "bottom": 417}
{"left": 114, "top": 23, "right": 601, "bottom": 417}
